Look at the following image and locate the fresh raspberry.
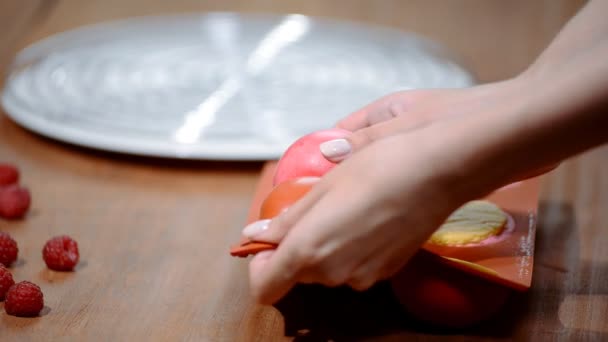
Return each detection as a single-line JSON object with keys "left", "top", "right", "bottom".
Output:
{"left": 4, "top": 281, "right": 44, "bottom": 317}
{"left": 0, "top": 232, "right": 18, "bottom": 267}
{"left": 43, "top": 235, "right": 79, "bottom": 271}
{"left": 0, "top": 185, "right": 31, "bottom": 219}
{"left": 0, "top": 264, "right": 15, "bottom": 300}
{"left": 0, "top": 164, "right": 19, "bottom": 186}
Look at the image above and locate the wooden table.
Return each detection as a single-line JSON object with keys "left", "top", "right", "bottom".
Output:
{"left": 2, "top": 0, "right": 607, "bottom": 340}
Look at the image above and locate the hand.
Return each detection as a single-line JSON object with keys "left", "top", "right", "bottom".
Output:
{"left": 244, "top": 124, "right": 467, "bottom": 305}
{"left": 314, "top": 82, "right": 514, "bottom": 162}
{"left": 243, "top": 77, "right": 556, "bottom": 305}
{"left": 241, "top": 0, "right": 608, "bottom": 305}
{"left": 322, "top": 80, "right": 558, "bottom": 179}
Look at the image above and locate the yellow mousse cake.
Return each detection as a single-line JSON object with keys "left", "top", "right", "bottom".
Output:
{"left": 429, "top": 200, "right": 508, "bottom": 246}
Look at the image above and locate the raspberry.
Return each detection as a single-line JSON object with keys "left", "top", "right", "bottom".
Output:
{"left": 4, "top": 281, "right": 44, "bottom": 317}
{"left": 0, "top": 264, "right": 15, "bottom": 300}
{"left": 0, "top": 164, "right": 19, "bottom": 186}
{"left": 43, "top": 235, "right": 79, "bottom": 271}
{"left": 0, "top": 185, "right": 31, "bottom": 219}
{"left": 0, "top": 232, "right": 18, "bottom": 267}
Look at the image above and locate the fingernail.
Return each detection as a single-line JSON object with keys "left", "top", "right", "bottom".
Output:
{"left": 242, "top": 219, "right": 271, "bottom": 238}
{"left": 320, "top": 139, "right": 351, "bottom": 161}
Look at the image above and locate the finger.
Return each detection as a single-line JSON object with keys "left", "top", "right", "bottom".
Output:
{"left": 251, "top": 171, "right": 389, "bottom": 302}
{"left": 321, "top": 113, "right": 433, "bottom": 162}
{"left": 273, "top": 179, "right": 379, "bottom": 289}
{"left": 335, "top": 107, "right": 372, "bottom": 132}
{"left": 242, "top": 183, "right": 327, "bottom": 244}
{"left": 335, "top": 93, "right": 403, "bottom": 131}
{"left": 247, "top": 185, "right": 329, "bottom": 304}
{"left": 296, "top": 241, "right": 359, "bottom": 288}
{"left": 345, "top": 238, "right": 397, "bottom": 291}
{"left": 249, "top": 188, "right": 352, "bottom": 302}
{"left": 346, "top": 258, "right": 378, "bottom": 291}
{"left": 348, "top": 236, "right": 424, "bottom": 291}
{"left": 336, "top": 90, "right": 440, "bottom": 132}
{"left": 347, "top": 276, "right": 377, "bottom": 292}
{"left": 248, "top": 250, "right": 275, "bottom": 276}
{"left": 248, "top": 236, "right": 306, "bottom": 304}
{"left": 298, "top": 264, "right": 352, "bottom": 288}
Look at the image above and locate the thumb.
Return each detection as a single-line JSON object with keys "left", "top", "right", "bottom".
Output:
{"left": 242, "top": 183, "right": 325, "bottom": 244}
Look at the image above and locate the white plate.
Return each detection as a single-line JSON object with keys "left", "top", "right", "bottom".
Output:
{"left": 1, "top": 13, "right": 474, "bottom": 160}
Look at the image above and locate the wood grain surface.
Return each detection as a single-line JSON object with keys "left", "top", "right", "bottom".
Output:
{"left": 3, "top": 1, "right": 607, "bottom": 341}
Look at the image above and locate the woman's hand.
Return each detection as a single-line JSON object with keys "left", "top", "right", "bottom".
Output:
{"left": 242, "top": 78, "right": 532, "bottom": 305}
{"left": 321, "top": 81, "right": 518, "bottom": 162}
{"left": 244, "top": 122, "right": 476, "bottom": 305}
{"left": 321, "top": 79, "right": 558, "bottom": 179}
{"left": 242, "top": 0, "right": 608, "bottom": 306}
{"left": 243, "top": 76, "right": 553, "bottom": 305}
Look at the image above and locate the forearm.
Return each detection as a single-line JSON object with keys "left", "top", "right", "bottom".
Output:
{"left": 446, "top": 43, "right": 608, "bottom": 199}
{"left": 429, "top": 0, "right": 608, "bottom": 199}
{"left": 526, "top": 0, "right": 608, "bottom": 77}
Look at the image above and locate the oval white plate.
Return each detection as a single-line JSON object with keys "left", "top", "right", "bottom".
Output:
{"left": 1, "top": 13, "right": 474, "bottom": 160}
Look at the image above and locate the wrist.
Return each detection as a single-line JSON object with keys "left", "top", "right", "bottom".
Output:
{"left": 420, "top": 77, "right": 538, "bottom": 202}
{"left": 435, "top": 56, "right": 608, "bottom": 200}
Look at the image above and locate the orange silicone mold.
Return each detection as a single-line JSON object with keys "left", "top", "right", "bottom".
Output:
{"left": 230, "top": 162, "right": 540, "bottom": 293}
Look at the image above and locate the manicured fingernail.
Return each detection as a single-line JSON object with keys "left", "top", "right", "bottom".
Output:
{"left": 320, "top": 139, "right": 351, "bottom": 161}
{"left": 242, "top": 219, "right": 271, "bottom": 238}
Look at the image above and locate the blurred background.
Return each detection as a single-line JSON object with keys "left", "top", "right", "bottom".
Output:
{"left": 0, "top": 0, "right": 587, "bottom": 160}
{"left": 2, "top": 0, "right": 585, "bottom": 83}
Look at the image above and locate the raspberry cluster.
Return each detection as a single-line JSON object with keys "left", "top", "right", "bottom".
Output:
{"left": 0, "top": 163, "right": 80, "bottom": 317}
